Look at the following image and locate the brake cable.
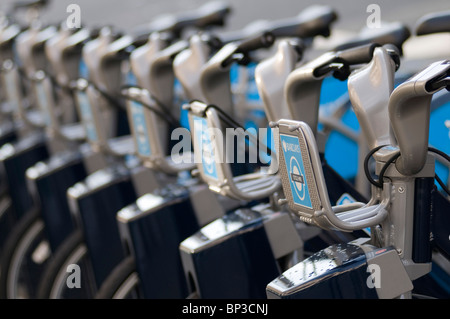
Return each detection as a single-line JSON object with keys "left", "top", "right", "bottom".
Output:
{"left": 428, "top": 146, "right": 450, "bottom": 196}
{"left": 119, "top": 84, "right": 180, "bottom": 127}
{"left": 202, "top": 103, "right": 274, "bottom": 158}
{"left": 364, "top": 145, "right": 450, "bottom": 196}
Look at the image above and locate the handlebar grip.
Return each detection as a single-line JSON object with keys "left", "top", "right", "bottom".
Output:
{"left": 236, "top": 31, "right": 275, "bottom": 54}
{"left": 335, "top": 43, "right": 379, "bottom": 65}
{"left": 268, "top": 5, "right": 337, "bottom": 39}
{"left": 382, "top": 43, "right": 401, "bottom": 70}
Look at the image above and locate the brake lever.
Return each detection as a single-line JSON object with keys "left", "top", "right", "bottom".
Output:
{"left": 426, "top": 75, "right": 450, "bottom": 92}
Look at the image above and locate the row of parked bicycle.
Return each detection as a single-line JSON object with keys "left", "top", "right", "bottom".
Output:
{"left": 0, "top": 0, "right": 449, "bottom": 299}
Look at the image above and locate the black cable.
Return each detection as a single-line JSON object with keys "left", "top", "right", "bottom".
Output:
{"left": 364, "top": 145, "right": 401, "bottom": 189}
{"left": 429, "top": 146, "right": 450, "bottom": 163}
{"left": 72, "top": 80, "right": 179, "bottom": 126}
{"left": 48, "top": 74, "right": 74, "bottom": 95}
{"left": 378, "top": 150, "right": 401, "bottom": 187}
{"left": 120, "top": 93, "right": 179, "bottom": 127}
{"left": 428, "top": 146, "right": 450, "bottom": 196}
{"left": 364, "top": 144, "right": 388, "bottom": 188}
{"left": 435, "top": 173, "right": 450, "bottom": 196}
{"left": 120, "top": 84, "right": 180, "bottom": 127}
{"left": 364, "top": 145, "right": 450, "bottom": 195}
{"left": 204, "top": 104, "right": 245, "bottom": 130}
{"left": 203, "top": 103, "right": 274, "bottom": 156}
{"left": 88, "top": 81, "right": 126, "bottom": 111}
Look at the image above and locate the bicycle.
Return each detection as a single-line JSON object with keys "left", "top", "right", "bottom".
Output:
{"left": 266, "top": 49, "right": 450, "bottom": 299}
{"left": 35, "top": 1, "right": 233, "bottom": 299}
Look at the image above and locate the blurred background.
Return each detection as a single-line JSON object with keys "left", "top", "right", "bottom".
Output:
{"left": 1, "top": 0, "right": 449, "bottom": 68}
{"left": 1, "top": 0, "right": 449, "bottom": 33}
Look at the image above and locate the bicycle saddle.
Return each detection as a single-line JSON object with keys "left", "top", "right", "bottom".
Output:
{"left": 334, "top": 21, "right": 410, "bottom": 55}
{"left": 415, "top": 11, "right": 450, "bottom": 36}
{"left": 199, "top": 6, "right": 338, "bottom": 115}
{"left": 265, "top": 4, "right": 337, "bottom": 39}
{"left": 12, "top": 0, "right": 49, "bottom": 11}
{"left": 214, "top": 4, "right": 337, "bottom": 48}
{"left": 131, "top": 1, "right": 231, "bottom": 40}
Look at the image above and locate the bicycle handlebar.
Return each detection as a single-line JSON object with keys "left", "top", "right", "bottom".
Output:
{"left": 210, "top": 5, "right": 338, "bottom": 69}
{"left": 215, "top": 4, "right": 337, "bottom": 46}
{"left": 235, "top": 31, "right": 275, "bottom": 55}
{"left": 335, "top": 42, "right": 379, "bottom": 65}
{"left": 102, "top": 2, "right": 231, "bottom": 63}
{"left": 286, "top": 43, "right": 395, "bottom": 132}
{"left": 313, "top": 43, "right": 384, "bottom": 79}
{"left": 388, "top": 60, "right": 450, "bottom": 175}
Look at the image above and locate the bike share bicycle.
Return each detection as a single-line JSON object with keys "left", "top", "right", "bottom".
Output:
{"left": 0, "top": 1, "right": 89, "bottom": 298}
{"left": 266, "top": 40, "right": 450, "bottom": 298}
{"left": 178, "top": 38, "right": 402, "bottom": 300}
{"left": 0, "top": 0, "right": 51, "bottom": 254}
{"left": 34, "top": 1, "right": 234, "bottom": 299}
{"left": 1, "top": 1, "right": 448, "bottom": 302}
{"left": 309, "top": 12, "right": 450, "bottom": 297}
{"left": 176, "top": 8, "right": 404, "bottom": 298}
{"left": 0, "top": 1, "right": 134, "bottom": 298}
{"left": 97, "top": 5, "right": 417, "bottom": 300}
{"left": 94, "top": 4, "right": 341, "bottom": 299}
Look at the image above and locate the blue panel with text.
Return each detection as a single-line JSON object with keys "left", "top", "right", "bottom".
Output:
{"left": 280, "top": 134, "right": 312, "bottom": 209}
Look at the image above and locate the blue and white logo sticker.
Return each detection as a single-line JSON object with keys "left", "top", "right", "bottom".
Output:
{"left": 280, "top": 134, "right": 312, "bottom": 209}
{"left": 193, "top": 116, "right": 218, "bottom": 180}
{"left": 76, "top": 91, "right": 98, "bottom": 142}
{"left": 337, "top": 193, "right": 356, "bottom": 205}
{"left": 130, "top": 100, "right": 151, "bottom": 156}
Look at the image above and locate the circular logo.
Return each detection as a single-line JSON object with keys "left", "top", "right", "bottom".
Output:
{"left": 289, "top": 156, "right": 305, "bottom": 201}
